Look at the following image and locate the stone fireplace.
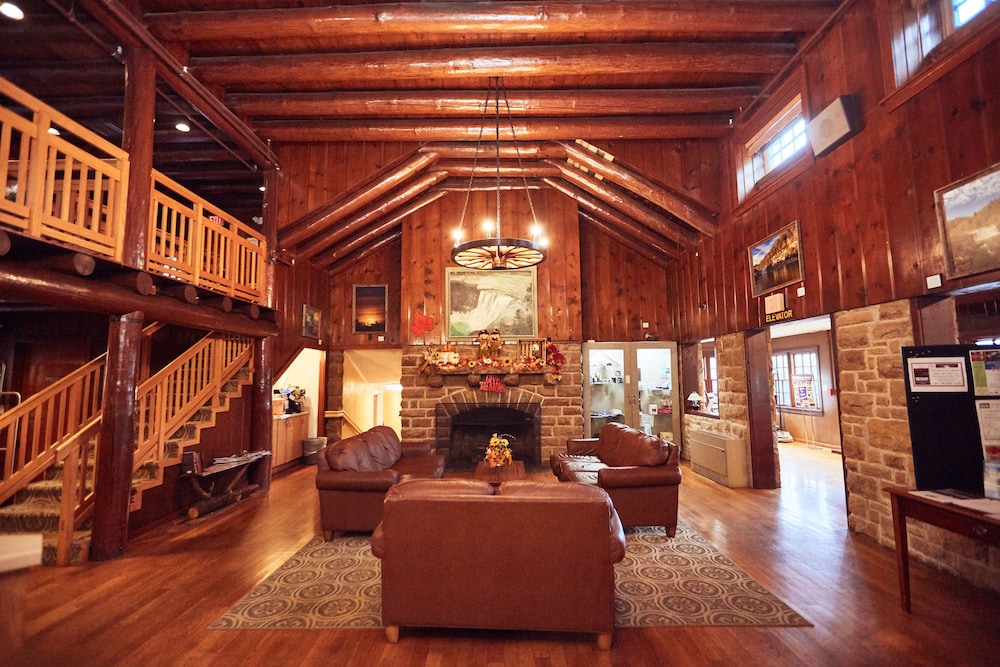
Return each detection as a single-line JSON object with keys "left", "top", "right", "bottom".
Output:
{"left": 436, "top": 401, "right": 542, "bottom": 470}
{"left": 399, "top": 343, "right": 584, "bottom": 469}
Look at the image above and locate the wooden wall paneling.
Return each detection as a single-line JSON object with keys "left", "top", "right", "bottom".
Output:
{"left": 982, "top": 41, "right": 1000, "bottom": 162}
{"left": 937, "top": 57, "right": 991, "bottom": 181}
{"left": 903, "top": 86, "right": 954, "bottom": 288}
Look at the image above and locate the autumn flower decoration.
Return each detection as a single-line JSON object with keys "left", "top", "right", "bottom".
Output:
{"left": 545, "top": 342, "right": 566, "bottom": 381}
{"left": 484, "top": 433, "right": 513, "bottom": 468}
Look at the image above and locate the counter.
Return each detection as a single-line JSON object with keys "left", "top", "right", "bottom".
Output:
{"left": 272, "top": 411, "right": 310, "bottom": 467}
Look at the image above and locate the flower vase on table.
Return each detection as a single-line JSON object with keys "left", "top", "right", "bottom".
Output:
{"left": 484, "top": 433, "right": 513, "bottom": 469}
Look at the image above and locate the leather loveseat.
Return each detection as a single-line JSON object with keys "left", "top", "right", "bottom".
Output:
{"left": 371, "top": 478, "right": 626, "bottom": 650}
{"left": 315, "top": 425, "right": 445, "bottom": 539}
{"left": 549, "top": 422, "right": 682, "bottom": 536}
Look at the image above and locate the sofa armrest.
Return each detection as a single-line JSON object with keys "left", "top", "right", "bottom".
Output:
{"left": 566, "top": 437, "right": 600, "bottom": 456}
{"left": 315, "top": 469, "right": 400, "bottom": 491}
{"left": 597, "top": 465, "right": 682, "bottom": 489}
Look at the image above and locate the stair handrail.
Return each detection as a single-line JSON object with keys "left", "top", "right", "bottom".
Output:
{"left": 0, "top": 356, "right": 106, "bottom": 505}
{"left": 133, "top": 332, "right": 252, "bottom": 473}
{"left": 53, "top": 415, "right": 101, "bottom": 566}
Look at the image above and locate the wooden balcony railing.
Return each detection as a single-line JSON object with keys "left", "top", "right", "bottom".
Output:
{"left": 0, "top": 77, "right": 128, "bottom": 262}
{"left": 1, "top": 76, "right": 267, "bottom": 305}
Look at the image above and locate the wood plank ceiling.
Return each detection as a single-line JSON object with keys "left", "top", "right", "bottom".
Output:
{"left": 0, "top": 0, "right": 842, "bottom": 272}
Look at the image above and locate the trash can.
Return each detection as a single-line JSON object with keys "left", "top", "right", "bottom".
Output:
{"left": 302, "top": 437, "right": 327, "bottom": 465}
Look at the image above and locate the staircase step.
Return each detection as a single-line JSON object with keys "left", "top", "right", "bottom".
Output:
{"left": 41, "top": 531, "right": 91, "bottom": 566}
{"left": 0, "top": 501, "right": 61, "bottom": 533}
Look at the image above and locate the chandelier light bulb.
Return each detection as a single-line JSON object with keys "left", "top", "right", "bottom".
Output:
{"left": 452, "top": 229, "right": 464, "bottom": 244}
{"left": 481, "top": 219, "right": 494, "bottom": 235}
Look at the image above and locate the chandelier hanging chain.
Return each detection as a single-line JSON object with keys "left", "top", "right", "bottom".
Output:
{"left": 499, "top": 77, "right": 542, "bottom": 232}
{"left": 450, "top": 76, "right": 547, "bottom": 270}
{"left": 457, "top": 79, "right": 493, "bottom": 240}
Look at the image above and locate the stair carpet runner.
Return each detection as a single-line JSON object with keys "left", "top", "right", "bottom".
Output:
{"left": 0, "top": 371, "right": 249, "bottom": 565}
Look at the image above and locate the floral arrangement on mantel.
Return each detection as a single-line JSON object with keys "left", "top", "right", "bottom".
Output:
{"left": 418, "top": 340, "right": 565, "bottom": 380}
{"left": 484, "top": 433, "right": 513, "bottom": 468}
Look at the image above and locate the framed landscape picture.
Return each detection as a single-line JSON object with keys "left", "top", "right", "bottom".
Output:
{"left": 748, "top": 221, "right": 803, "bottom": 297}
{"left": 353, "top": 284, "right": 388, "bottom": 333}
{"left": 445, "top": 267, "right": 537, "bottom": 339}
{"left": 936, "top": 161, "right": 1000, "bottom": 279}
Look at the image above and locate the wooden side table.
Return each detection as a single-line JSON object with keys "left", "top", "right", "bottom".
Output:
{"left": 473, "top": 460, "right": 526, "bottom": 486}
{"left": 183, "top": 451, "right": 271, "bottom": 518}
{"left": 886, "top": 486, "right": 1000, "bottom": 612}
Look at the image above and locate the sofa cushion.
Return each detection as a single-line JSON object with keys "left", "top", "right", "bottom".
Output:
{"left": 595, "top": 422, "right": 669, "bottom": 467}
{"left": 361, "top": 425, "right": 403, "bottom": 469}
{"left": 386, "top": 478, "right": 495, "bottom": 499}
{"left": 324, "top": 433, "right": 378, "bottom": 471}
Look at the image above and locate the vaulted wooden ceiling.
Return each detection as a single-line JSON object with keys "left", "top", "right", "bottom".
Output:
{"left": 1, "top": 0, "right": 842, "bottom": 271}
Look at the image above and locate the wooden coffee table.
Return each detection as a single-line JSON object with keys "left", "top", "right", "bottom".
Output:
{"left": 473, "top": 460, "right": 526, "bottom": 486}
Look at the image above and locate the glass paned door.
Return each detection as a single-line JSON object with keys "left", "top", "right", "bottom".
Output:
{"left": 636, "top": 345, "right": 676, "bottom": 442}
{"left": 586, "top": 346, "right": 626, "bottom": 436}
{"left": 584, "top": 342, "right": 679, "bottom": 439}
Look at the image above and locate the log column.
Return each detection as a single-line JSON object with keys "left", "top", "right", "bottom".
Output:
{"left": 90, "top": 312, "right": 144, "bottom": 561}
{"left": 250, "top": 335, "right": 274, "bottom": 492}
{"left": 121, "top": 45, "right": 156, "bottom": 270}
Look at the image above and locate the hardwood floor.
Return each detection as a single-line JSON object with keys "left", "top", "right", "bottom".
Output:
{"left": 7, "top": 444, "right": 1000, "bottom": 666}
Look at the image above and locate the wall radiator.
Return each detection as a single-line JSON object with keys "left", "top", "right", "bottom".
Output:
{"left": 686, "top": 429, "right": 750, "bottom": 488}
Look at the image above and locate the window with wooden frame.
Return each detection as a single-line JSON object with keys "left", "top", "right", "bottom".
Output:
{"left": 734, "top": 74, "right": 811, "bottom": 206}
{"left": 886, "top": 0, "right": 999, "bottom": 88}
{"left": 772, "top": 347, "right": 823, "bottom": 413}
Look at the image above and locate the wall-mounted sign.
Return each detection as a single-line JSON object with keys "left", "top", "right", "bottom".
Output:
{"left": 765, "top": 309, "right": 794, "bottom": 323}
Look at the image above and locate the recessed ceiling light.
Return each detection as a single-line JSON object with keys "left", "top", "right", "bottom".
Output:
{"left": 258, "top": 185, "right": 266, "bottom": 192}
{"left": 175, "top": 121, "right": 191, "bottom": 132}
{"left": 1, "top": 3, "right": 25, "bottom": 20}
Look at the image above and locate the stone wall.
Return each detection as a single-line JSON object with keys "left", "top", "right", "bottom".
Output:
{"left": 399, "top": 342, "right": 584, "bottom": 464}
{"left": 835, "top": 300, "right": 1000, "bottom": 592}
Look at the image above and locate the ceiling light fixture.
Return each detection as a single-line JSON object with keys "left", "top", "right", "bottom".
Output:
{"left": 175, "top": 121, "right": 191, "bottom": 133}
{"left": 451, "top": 77, "right": 546, "bottom": 270}
{"left": 0, "top": 3, "right": 24, "bottom": 20}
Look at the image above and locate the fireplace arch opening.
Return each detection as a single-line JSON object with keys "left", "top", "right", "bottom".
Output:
{"left": 436, "top": 402, "right": 541, "bottom": 470}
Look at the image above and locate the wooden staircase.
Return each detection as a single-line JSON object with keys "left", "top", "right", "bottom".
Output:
{"left": 0, "top": 332, "right": 254, "bottom": 565}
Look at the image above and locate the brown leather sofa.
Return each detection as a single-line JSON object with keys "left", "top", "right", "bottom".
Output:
{"left": 549, "top": 422, "right": 682, "bottom": 536}
{"left": 371, "top": 478, "right": 626, "bottom": 650}
{"left": 315, "top": 425, "right": 445, "bottom": 539}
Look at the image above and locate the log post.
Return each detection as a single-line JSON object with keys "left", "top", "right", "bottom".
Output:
{"left": 121, "top": 45, "right": 156, "bottom": 270}
{"left": 250, "top": 336, "right": 274, "bottom": 492}
{"left": 90, "top": 311, "right": 144, "bottom": 561}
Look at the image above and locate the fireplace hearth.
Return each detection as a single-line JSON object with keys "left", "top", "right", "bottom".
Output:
{"left": 436, "top": 402, "right": 542, "bottom": 470}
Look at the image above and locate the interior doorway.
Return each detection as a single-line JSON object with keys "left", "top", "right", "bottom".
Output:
{"left": 769, "top": 315, "right": 842, "bottom": 452}
{"left": 583, "top": 342, "right": 680, "bottom": 439}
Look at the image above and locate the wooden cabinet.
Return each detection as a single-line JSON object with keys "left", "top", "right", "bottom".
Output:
{"left": 272, "top": 412, "right": 310, "bottom": 467}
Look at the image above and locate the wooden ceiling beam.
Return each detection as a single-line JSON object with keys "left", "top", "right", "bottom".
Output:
{"left": 433, "top": 160, "right": 563, "bottom": 180}
{"left": 226, "top": 87, "right": 760, "bottom": 119}
{"left": 147, "top": 2, "right": 836, "bottom": 44}
{"left": 256, "top": 116, "right": 732, "bottom": 143}
{"left": 559, "top": 140, "right": 718, "bottom": 236}
{"left": 193, "top": 43, "right": 794, "bottom": 86}
{"left": 543, "top": 178, "right": 683, "bottom": 259}
{"left": 578, "top": 211, "right": 673, "bottom": 269}
{"left": 319, "top": 190, "right": 449, "bottom": 269}
{"left": 296, "top": 170, "right": 450, "bottom": 258}
{"left": 545, "top": 160, "right": 699, "bottom": 249}
{"left": 279, "top": 149, "right": 441, "bottom": 248}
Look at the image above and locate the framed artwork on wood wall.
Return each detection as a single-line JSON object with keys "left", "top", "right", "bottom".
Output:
{"left": 936, "top": 161, "right": 1000, "bottom": 279}
{"left": 302, "top": 305, "right": 321, "bottom": 339}
{"left": 445, "top": 267, "right": 537, "bottom": 339}
{"left": 353, "top": 284, "right": 388, "bottom": 333}
{"left": 748, "top": 221, "right": 803, "bottom": 297}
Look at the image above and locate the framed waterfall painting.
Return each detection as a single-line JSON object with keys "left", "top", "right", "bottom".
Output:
{"left": 445, "top": 267, "right": 537, "bottom": 339}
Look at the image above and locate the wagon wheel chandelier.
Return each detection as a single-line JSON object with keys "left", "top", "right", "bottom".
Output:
{"left": 450, "top": 77, "right": 547, "bottom": 270}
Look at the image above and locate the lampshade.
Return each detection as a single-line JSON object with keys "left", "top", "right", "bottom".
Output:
{"left": 450, "top": 76, "right": 547, "bottom": 270}
{"left": 687, "top": 392, "right": 703, "bottom": 403}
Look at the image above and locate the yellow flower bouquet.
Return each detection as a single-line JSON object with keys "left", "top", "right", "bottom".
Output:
{"left": 484, "top": 433, "right": 513, "bottom": 468}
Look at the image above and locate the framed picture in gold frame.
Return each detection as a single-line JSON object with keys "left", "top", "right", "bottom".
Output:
{"left": 936, "top": 161, "right": 1000, "bottom": 279}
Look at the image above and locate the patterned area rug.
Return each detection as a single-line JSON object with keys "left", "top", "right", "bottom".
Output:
{"left": 210, "top": 522, "right": 810, "bottom": 629}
